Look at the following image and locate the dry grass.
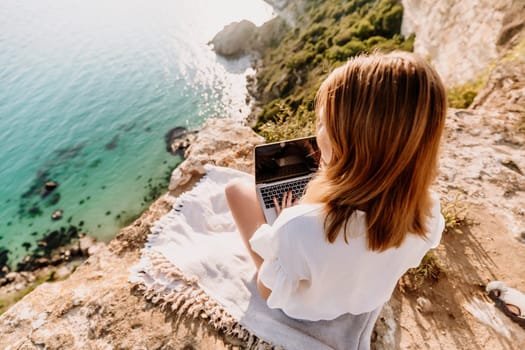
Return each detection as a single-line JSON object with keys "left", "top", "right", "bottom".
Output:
{"left": 447, "top": 79, "right": 486, "bottom": 109}
{"left": 401, "top": 195, "right": 470, "bottom": 290}
{"left": 403, "top": 250, "right": 443, "bottom": 290}
{"left": 441, "top": 195, "right": 469, "bottom": 234}
{"left": 500, "top": 37, "right": 525, "bottom": 63}
{"left": 258, "top": 103, "right": 316, "bottom": 142}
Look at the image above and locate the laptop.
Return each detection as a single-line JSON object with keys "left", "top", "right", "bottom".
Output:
{"left": 255, "top": 136, "right": 321, "bottom": 224}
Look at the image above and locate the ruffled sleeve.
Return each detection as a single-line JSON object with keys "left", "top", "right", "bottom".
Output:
{"left": 249, "top": 221, "right": 311, "bottom": 316}
{"left": 249, "top": 224, "right": 275, "bottom": 260}
{"left": 407, "top": 194, "right": 446, "bottom": 268}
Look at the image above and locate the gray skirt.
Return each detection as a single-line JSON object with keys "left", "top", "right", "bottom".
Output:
{"left": 273, "top": 306, "right": 383, "bottom": 350}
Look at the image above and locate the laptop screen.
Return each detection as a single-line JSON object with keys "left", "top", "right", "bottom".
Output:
{"left": 255, "top": 136, "right": 321, "bottom": 184}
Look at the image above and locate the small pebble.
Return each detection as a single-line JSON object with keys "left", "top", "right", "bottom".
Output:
{"left": 416, "top": 296, "right": 433, "bottom": 313}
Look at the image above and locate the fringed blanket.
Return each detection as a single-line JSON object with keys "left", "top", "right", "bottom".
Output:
{"left": 129, "top": 165, "right": 380, "bottom": 350}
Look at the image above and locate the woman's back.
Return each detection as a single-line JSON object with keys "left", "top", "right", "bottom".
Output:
{"left": 250, "top": 193, "right": 444, "bottom": 321}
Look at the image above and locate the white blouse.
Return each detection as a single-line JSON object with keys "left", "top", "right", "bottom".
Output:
{"left": 249, "top": 194, "right": 444, "bottom": 321}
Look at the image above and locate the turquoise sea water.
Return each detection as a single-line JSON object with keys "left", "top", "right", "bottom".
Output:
{"left": 0, "top": 0, "right": 273, "bottom": 266}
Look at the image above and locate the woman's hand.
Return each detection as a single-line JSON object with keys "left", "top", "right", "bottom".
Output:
{"left": 273, "top": 190, "right": 299, "bottom": 216}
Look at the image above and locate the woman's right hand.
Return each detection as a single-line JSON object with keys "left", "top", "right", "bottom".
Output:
{"left": 273, "top": 190, "right": 299, "bottom": 216}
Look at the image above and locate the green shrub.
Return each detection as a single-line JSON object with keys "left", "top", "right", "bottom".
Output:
{"left": 368, "top": 0, "right": 402, "bottom": 37}
{"left": 447, "top": 79, "right": 484, "bottom": 108}
{"left": 381, "top": 5, "right": 403, "bottom": 37}
{"left": 313, "top": 9, "right": 327, "bottom": 22}
{"left": 441, "top": 195, "right": 469, "bottom": 234}
{"left": 300, "top": 24, "right": 327, "bottom": 45}
{"left": 315, "top": 41, "right": 328, "bottom": 54}
{"left": 365, "top": 35, "right": 387, "bottom": 47}
{"left": 399, "top": 33, "right": 415, "bottom": 52}
{"left": 344, "top": 0, "right": 373, "bottom": 15}
{"left": 352, "top": 19, "right": 375, "bottom": 39}
{"left": 287, "top": 51, "right": 316, "bottom": 70}
{"left": 327, "top": 39, "right": 367, "bottom": 61}
{"left": 334, "top": 27, "right": 355, "bottom": 46}
{"left": 369, "top": 37, "right": 402, "bottom": 52}
{"left": 259, "top": 100, "right": 282, "bottom": 124}
{"left": 345, "top": 39, "right": 368, "bottom": 54}
{"left": 285, "top": 95, "right": 303, "bottom": 110}
{"left": 366, "top": 33, "right": 414, "bottom": 52}
{"left": 258, "top": 104, "right": 316, "bottom": 142}
{"left": 327, "top": 46, "right": 345, "bottom": 61}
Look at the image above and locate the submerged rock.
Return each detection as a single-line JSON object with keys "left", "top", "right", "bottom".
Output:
{"left": 38, "top": 226, "right": 79, "bottom": 253}
{"left": 105, "top": 135, "right": 120, "bottom": 151}
{"left": 15, "top": 226, "right": 87, "bottom": 272}
{"left": 28, "top": 205, "right": 43, "bottom": 217}
{"left": 21, "top": 170, "right": 51, "bottom": 199}
{"left": 41, "top": 181, "right": 59, "bottom": 197}
{"left": 54, "top": 143, "right": 85, "bottom": 162}
{"left": 0, "top": 247, "right": 9, "bottom": 275}
{"left": 51, "top": 209, "right": 63, "bottom": 220}
{"left": 165, "top": 126, "right": 197, "bottom": 156}
{"left": 47, "top": 192, "right": 61, "bottom": 206}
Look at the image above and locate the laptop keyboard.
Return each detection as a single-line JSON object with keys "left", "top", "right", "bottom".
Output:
{"left": 260, "top": 177, "right": 311, "bottom": 209}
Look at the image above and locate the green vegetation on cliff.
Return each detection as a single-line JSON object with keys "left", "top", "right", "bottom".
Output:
{"left": 254, "top": 0, "right": 414, "bottom": 141}
{"left": 447, "top": 79, "right": 485, "bottom": 109}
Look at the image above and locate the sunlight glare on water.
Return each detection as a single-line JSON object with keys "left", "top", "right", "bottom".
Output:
{"left": 0, "top": 0, "right": 274, "bottom": 265}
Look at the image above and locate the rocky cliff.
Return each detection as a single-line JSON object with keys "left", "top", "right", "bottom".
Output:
{"left": 0, "top": 119, "right": 265, "bottom": 349}
{"left": 401, "top": 0, "right": 523, "bottom": 85}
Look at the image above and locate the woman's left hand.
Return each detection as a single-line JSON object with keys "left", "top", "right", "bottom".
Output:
{"left": 273, "top": 190, "right": 299, "bottom": 216}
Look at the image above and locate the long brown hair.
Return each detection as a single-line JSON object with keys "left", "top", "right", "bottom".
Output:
{"left": 302, "top": 52, "right": 447, "bottom": 251}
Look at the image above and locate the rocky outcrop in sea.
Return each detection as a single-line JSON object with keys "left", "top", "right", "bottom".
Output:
{"left": 210, "top": 17, "right": 288, "bottom": 58}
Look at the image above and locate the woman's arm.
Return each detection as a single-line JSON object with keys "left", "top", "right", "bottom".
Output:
{"left": 257, "top": 270, "right": 272, "bottom": 301}
{"left": 226, "top": 181, "right": 298, "bottom": 302}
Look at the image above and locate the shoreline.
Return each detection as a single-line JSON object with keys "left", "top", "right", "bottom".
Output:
{"left": 0, "top": 126, "right": 196, "bottom": 314}
{"left": 0, "top": 144, "right": 182, "bottom": 274}
{"left": 0, "top": 117, "right": 268, "bottom": 349}
{"left": 0, "top": 233, "right": 105, "bottom": 314}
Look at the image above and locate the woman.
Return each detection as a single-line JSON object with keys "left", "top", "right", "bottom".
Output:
{"left": 226, "top": 51, "right": 447, "bottom": 347}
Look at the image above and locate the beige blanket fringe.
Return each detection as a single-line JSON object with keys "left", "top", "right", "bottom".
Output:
{"left": 132, "top": 250, "right": 280, "bottom": 350}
